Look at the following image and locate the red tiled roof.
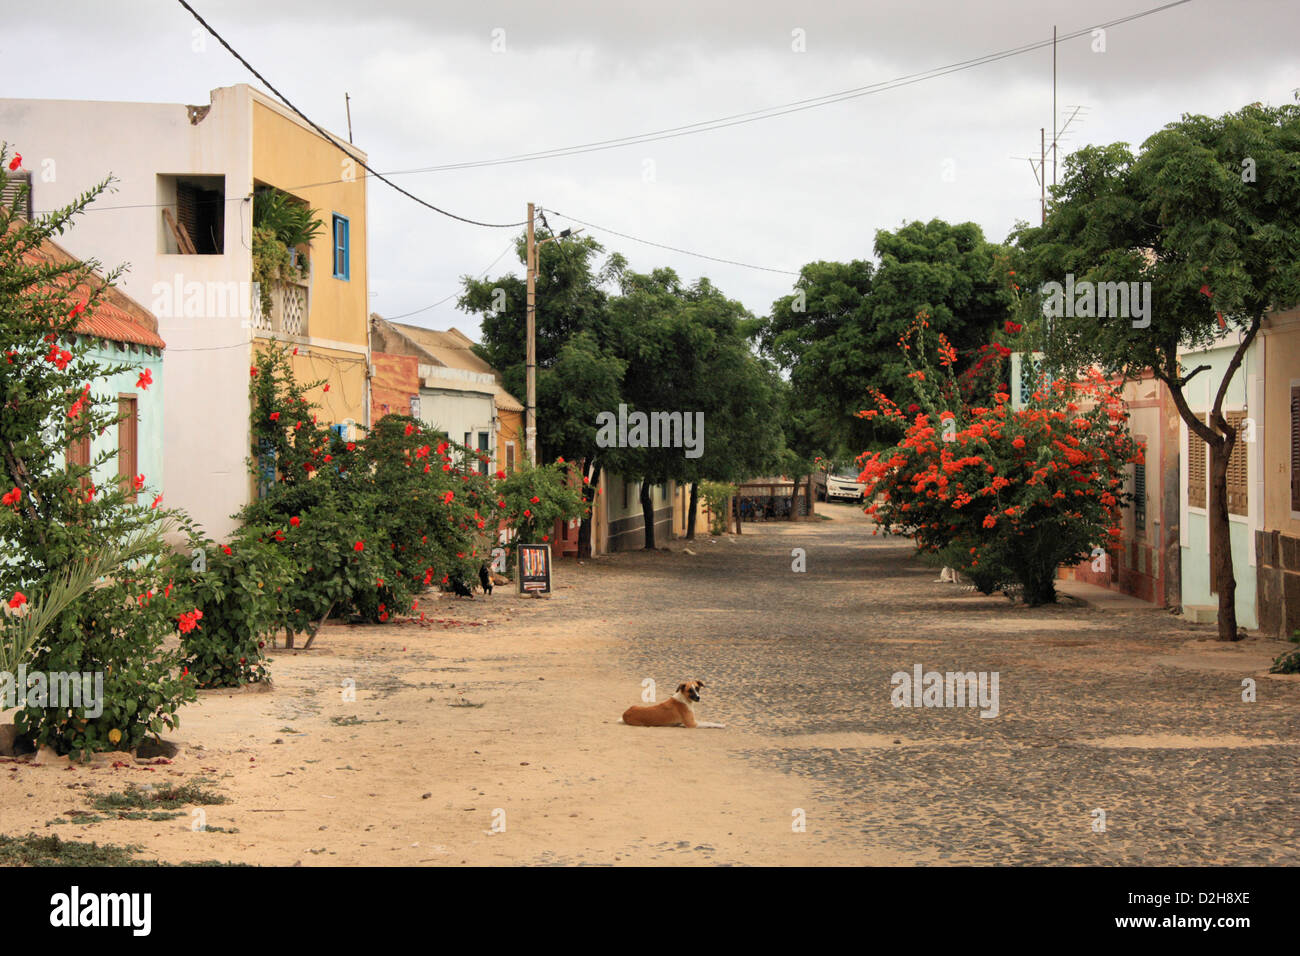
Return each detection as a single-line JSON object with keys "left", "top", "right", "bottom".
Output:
{"left": 75, "top": 305, "right": 166, "bottom": 349}
{"left": 17, "top": 235, "right": 166, "bottom": 349}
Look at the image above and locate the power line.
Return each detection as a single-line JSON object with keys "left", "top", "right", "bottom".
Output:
{"left": 175, "top": 0, "right": 525, "bottom": 230}
{"left": 381, "top": 239, "right": 519, "bottom": 320}
{"left": 348, "top": 0, "right": 1192, "bottom": 177}
{"left": 98, "top": 0, "right": 1193, "bottom": 215}
{"left": 546, "top": 209, "right": 799, "bottom": 276}
{"left": 78, "top": 1, "right": 1189, "bottom": 218}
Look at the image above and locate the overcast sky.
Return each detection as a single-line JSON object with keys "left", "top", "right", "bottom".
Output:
{"left": 3, "top": 0, "right": 1297, "bottom": 337}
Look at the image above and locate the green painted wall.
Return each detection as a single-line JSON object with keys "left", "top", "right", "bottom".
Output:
{"left": 82, "top": 338, "right": 166, "bottom": 502}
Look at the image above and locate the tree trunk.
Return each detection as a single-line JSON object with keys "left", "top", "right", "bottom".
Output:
{"left": 686, "top": 482, "right": 698, "bottom": 540}
{"left": 1208, "top": 436, "right": 1241, "bottom": 641}
{"left": 640, "top": 482, "right": 656, "bottom": 550}
{"left": 577, "top": 460, "right": 599, "bottom": 559}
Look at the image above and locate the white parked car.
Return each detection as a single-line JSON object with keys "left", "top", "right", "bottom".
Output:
{"left": 825, "top": 469, "right": 866, "bottom": 502}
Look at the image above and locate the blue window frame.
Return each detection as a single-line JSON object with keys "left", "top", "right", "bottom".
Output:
{"left": 332, "top": 214, "right": 350, "bottom": 280}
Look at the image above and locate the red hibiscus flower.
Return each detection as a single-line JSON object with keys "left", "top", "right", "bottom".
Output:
{"left": 354, "top": 540, "right": 365, "bottom": 552}
{"left": 269, "top": 412, "right": 281, "bottom": 421}
{"left": 8, "top": 592, "right": 27, "bottom": 610}
{"left": 1, "top": 487, "right": 20, "bottom": 507}
{"left": 290, "top": 515, "right": 301, "bottom": 527}
{"left": 151, "top": 493, "right": 164, "bottom": 509}
{"left": 8, "top": 153, "right": 22, "bottom": 171}
{"left": 495, "top": 469, "right": 506, "bottom": 479}
{"left": 133, "top": 473, "right": 145, "bottom": 490}
{"left": 136, "top": 368, "right": 153, "bottom": 390}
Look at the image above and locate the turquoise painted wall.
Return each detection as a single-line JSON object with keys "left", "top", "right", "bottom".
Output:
{"left": 1180, "top": 340, "right": 1258, "bottom": 629}
{"left": 82, "top": 338, "right": 166, "bottom": 502}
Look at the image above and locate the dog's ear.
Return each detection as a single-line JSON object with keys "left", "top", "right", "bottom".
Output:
{"left": 696, "top": 680, "right": 705, "bottom": 688}
{"left": 676, "top": 683, "right": 686, "bottom": 694}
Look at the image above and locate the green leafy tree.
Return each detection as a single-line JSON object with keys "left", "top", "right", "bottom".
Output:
{"left": 460, "top": 232, "right": 625, "bottom": 556}
{"left": 758, "top": 221, "right": 1013, "bottom": 460}
{"left": 1013, "top": 103, "right": 1300, "bottom": 639}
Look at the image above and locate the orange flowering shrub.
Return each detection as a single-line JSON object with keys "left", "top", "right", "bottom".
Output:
{"left": 857, "top": 317, "right": 1142, "bottom": 605}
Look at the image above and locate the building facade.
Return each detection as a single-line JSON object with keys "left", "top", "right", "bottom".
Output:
{"left": 1, "top": 84, "right": 370, "bottom": 539}
{"left": 1254, "top": 306, "right": 1300, "bottom": 638}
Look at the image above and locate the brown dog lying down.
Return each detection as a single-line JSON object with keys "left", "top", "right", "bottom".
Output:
{"left": 621, "top": 679, "right": 726, "bottom": 728}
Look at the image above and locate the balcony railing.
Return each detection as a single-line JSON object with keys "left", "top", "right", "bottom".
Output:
{"left": 251, "top": 278, "right": 309, "bottom": 337}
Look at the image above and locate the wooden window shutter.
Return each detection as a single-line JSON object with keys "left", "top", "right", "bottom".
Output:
{"left": 118, "top": 396, "right": 138, "bottom": 501}
{"left": 1225, "top": 410, "right": 1248, "bottom": 516}
{"left": 2, "top": 170, "right": 32, "bottom": 219}
{"left": 66, "top": 432, "right": 92, "bottom": 490}
{"left": 1187, "top": 414, "right": 1207, "bottom": 509}
{"left": 1292, "top": 385, "right": 1300, "bottom": 512}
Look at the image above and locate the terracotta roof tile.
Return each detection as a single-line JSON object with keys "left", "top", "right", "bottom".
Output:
{"left": 18, "top": 234, "right": 165, "bottom": 349}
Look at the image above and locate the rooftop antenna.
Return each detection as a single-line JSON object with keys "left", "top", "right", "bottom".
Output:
{"left": 345, "top": 92, "right": 354, "bottom": 144}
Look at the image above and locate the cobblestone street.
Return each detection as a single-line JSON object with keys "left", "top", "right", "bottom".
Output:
{"left": 567, "top": 504, "right": 1300, "bottom": 865}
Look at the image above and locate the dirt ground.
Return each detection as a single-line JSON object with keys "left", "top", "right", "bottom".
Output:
{"left": 2, "top": 502, "right": 1297, "bottom": 866}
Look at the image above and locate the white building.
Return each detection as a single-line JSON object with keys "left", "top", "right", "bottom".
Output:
{"left": 1, "top": 85, "right": 371, "bottom": 539}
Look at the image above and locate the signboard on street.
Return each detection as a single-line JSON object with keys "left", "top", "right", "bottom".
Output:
{"left": 517, "top": 543, "right": 552, "bottom": 594}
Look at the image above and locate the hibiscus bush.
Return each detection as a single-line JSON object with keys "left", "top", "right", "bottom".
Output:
{"left": 240, "top": 345, "right": 536, "bottom": 640}
{"left": 858, "top": 314, "right": 1142, "bottom": 605}
{"left": 1, "top": 154, "right": 196, "bottom": 756}
{"left": 174, "top": 524, "right": 294, "bottom": 688}
{"left": 494, "top": 460, "right": 589, "bottom": 548}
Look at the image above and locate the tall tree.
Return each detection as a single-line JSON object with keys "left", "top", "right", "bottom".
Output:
{"left": 459, "top": 233, "right": 625, "bottom": 556}
{"left": 757, "top": 220, "right": 1011, "bottom": 462}
{"left": 1014, "top": 102, "right": 1300, "bottom": 640}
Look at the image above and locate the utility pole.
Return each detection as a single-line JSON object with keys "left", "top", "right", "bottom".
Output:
{"left": 525, "top": 202, "right": 537, "bottom": 466}
{"left": 1040, "top": 127, "right": 1046, "bottom": 225}
{"left": 523, "top": 206, "right": 581, "bottom": 468}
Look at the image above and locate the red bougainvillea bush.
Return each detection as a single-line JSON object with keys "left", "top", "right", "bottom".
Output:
{"left": 856, "top": 314, "right": 1143, "bottom": 605}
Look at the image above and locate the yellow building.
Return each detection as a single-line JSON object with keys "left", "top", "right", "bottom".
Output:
{"left": 250, "top": 90, "right": 369, "bottom": 443}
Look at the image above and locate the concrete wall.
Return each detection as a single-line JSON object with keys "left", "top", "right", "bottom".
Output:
{"left": 371, "top": 351, "right": 419, "bottom": 425}
{"left": 602, "top": 474, "right": 674, "bottom": 551}
{"left": 1255, "top": 307, "right": 1300, "bottom": 637}
{"left": 418, "top": 386, "right": 495, "bottom": 458}
{"left": 498, "top": 407, "right": 522, "bottom": 472}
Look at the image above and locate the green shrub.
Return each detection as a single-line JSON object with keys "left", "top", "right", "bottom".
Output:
{"left": 176, "top": 526, "right": 294, "bottom": 688}
{"left": 699, "top": 481, "right": 736, "bottom": 535}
